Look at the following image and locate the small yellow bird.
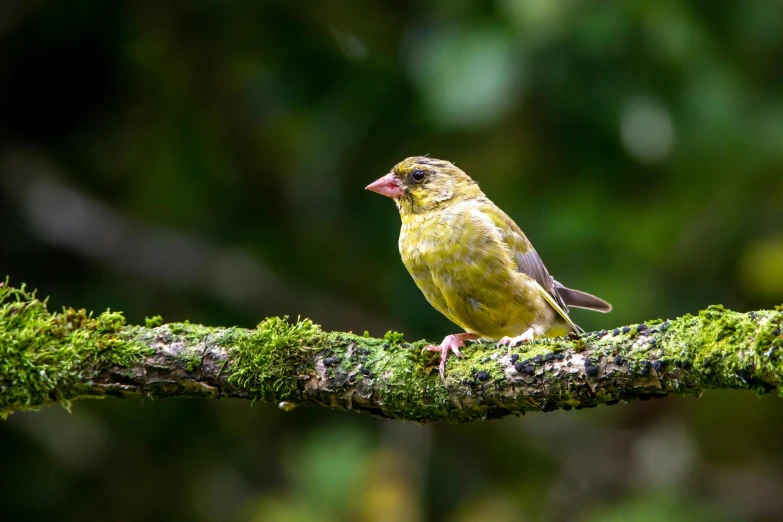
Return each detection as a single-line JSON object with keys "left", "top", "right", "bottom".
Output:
{"left": 366, "top": 157, "right": 611, "bottom": 383}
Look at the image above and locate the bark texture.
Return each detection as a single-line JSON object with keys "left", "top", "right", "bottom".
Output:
{"left": 1, "top": 282, "right": 782, "bottom": 422}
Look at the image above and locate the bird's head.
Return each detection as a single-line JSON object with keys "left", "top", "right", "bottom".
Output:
{"left": 365, "top": 156, "right": 482, "bottom": 215}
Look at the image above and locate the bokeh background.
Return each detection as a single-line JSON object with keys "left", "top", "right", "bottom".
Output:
{"left": 2, "top": 1, "right": 783, "bottom": 521}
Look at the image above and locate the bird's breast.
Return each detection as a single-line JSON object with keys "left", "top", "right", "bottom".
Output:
{"left": 397, "top": 204, "right": 541, "bottom": 338}
{"left": 400, "top": 215, "right": 445, "bottom": 277}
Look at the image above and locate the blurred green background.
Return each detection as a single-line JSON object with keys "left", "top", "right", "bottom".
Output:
{"left": 2, "top": 1, "right": 783, "bottom": 521}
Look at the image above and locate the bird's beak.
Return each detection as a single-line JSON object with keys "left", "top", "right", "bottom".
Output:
{"left": 365, "top": 173, "right": 402, "bottom": 199}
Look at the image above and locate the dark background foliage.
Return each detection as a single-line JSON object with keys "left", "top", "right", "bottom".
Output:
{"left": 1, "top": 1, "right": 782, "bottom": 521}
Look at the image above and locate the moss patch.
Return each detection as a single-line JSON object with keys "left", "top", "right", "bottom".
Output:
{"left": 2, "top": 278, "right": 781, "bottom": 422}
{"left": 0, "top": 280, "right": 150, "bottom": 417}
{"left": 310, "top": 331, "right": 454, "bottom": 421}
{"left": 226, "top": 316, "right": 324, "bottom": 402}
{"left": 383, "top": 330, "right": 406, "bottom": 345}
{"left": 145, "top": 315, "right": 163, "bottom": 328}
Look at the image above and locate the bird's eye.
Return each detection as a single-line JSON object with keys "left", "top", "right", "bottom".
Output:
{"left": 411, "top": 170, "right": 426, "bottom": 183}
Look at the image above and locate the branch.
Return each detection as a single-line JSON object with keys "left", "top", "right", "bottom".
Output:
{"left": 1, "top": 281, "right": 782, "bottom": 422}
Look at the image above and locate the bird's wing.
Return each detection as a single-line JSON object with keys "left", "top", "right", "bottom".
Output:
{"left": 480, "top": 202, "right": 581, "bottom": 333}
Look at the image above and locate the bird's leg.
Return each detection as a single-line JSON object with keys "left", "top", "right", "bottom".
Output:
{"left": 498, "top": 327, "right": 536, "bottom": 356}
{"left": 423, "top": 333, "right": 479, "bottom": 384}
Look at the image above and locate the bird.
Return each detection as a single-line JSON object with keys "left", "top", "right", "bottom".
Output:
{"left": 365, "top": 156, "right": 611, "bottom": 383}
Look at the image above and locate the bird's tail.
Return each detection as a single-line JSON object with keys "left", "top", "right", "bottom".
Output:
{"left": 554, "top": 281, "right": 612, "bottom": 313}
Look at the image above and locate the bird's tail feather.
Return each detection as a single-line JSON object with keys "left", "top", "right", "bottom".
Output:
{"left": 555, "top": 283, "right": 612, "bottom": 313}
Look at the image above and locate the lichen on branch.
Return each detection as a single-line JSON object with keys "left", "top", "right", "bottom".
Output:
{"left": 1, "top": 279, "right": 782, "bottom": 422}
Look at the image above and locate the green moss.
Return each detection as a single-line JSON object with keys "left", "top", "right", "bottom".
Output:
{"left": 226, "top": 316, "right": 324, "bottom": 402}
{"left": 367, "top": 340, "right": 452, "bottom": 420}
{"left": 0, "top": 282, "right": 150, "bottom": 417}
{"left": 383, "top": 330, "right": 405, "bottom": 344}
{"left": 145, "top": 315, "right": 163, "bottom": 328}
{"left": 1, "top": 278, "right": 781, "bottom": 422}
{"left": 628, "top": 306, "right": 783, "bottom": 395}
{"left": 182, "top": 350, "right": 203, "bottom": 373}
{"left": 294, "top": 330, "right": 453, "bottom": 420}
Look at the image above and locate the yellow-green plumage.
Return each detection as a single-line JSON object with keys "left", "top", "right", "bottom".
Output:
{"left": 400, "top": 197, "right": 567, "bottom": 339}
{"left": 367, "top": 156, "right": 611, "bottom": 381}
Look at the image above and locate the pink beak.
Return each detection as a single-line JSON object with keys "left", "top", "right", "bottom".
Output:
{"left": 365, "top": 173, "right": 402, "bottom": 199}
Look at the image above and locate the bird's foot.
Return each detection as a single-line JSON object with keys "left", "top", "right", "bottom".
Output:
{"left": 498, "top": 327, "right": 536, "bottom": 356}
{"left": 423, "top": 333, "right": 478, "bottom": 384}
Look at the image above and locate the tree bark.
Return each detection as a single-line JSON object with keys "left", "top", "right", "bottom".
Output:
{"left": 1, "top": 282, "right": 782, "bottom": 422}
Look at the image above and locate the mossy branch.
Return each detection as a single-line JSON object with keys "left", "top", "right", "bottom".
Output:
{"left": 1, "top": 281, "right": 782, "bottom": 422}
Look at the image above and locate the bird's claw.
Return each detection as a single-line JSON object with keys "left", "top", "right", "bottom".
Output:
{"left": 498, "top": 328, "right": 536, "bottom": 356}
{"left": 424, "top": 334, "right": 472, "bottom": 384}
